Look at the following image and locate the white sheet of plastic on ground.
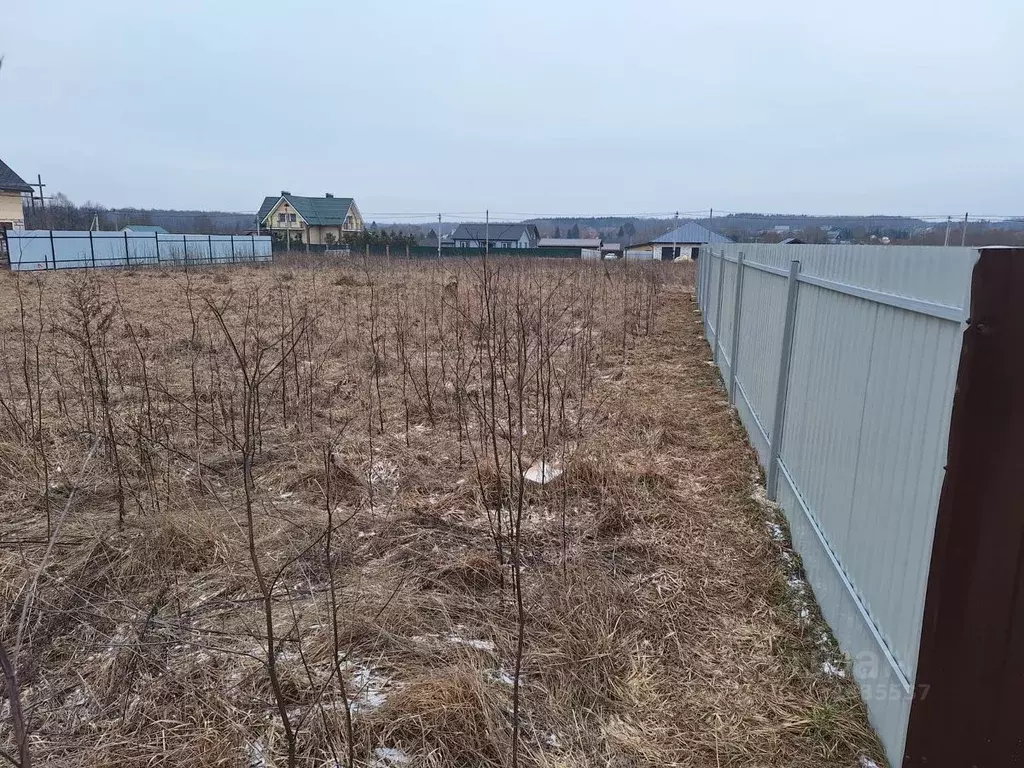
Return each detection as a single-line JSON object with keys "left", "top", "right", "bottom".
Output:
{"left": 524, "top": 458, "right": 563, "bottom": 485}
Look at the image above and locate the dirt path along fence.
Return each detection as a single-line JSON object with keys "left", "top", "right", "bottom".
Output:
{"left": 696, "top": 243, "right": 1024, "bottom": 766}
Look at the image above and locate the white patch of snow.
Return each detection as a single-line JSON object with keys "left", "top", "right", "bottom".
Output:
{"left": 485, "top": 668, "right": 516, "bottom": 687}
{"left": 858, "top": 757, "right": 881, "bottom": 768}
{"left": 373, "top": 747, "right": 412, "bottom": 766}
{"left": 766, "top": 521, "right": 786, "bottom": 542}
{"left": 446, "top": 635, "right": 495, "bottom": 652}
{"left": 246, "top": 741, "right": 268, "bottom": 768}
{"left": 822, "top": 661, "right": 847, "bottom": 678}
{"left": 412, "top": 631, "right": 496, "bottom": 653}
{"left": 349, "top": 664, "right": 391, "bottom": 712}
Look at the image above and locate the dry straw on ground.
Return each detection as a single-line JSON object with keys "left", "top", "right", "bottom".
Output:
{"left": 0, "top": 255, "right": 884, "bottom": 767}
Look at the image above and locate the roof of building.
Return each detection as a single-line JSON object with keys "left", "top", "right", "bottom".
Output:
{"left": 121, "top": 224, "right": 169, "bottom": 234}
{"left": 647, "top": 222, "right": 733, "bottom": 245}
{"left": 258, "top": 193, "right": 356, "bottom": 226}
{"left": 418, "top": 231, "right": 454, "bottom": 248}
{"left": 779, "top": 237, "right": 805, "bottom": 245}
{"left": 538, "top": 237, "right": 602, "bottom": 248}
{"left": 451, "top": 223, "right": 539, "bottom": 242}
{"left": 0, "top": 158, "right": 33, "bottom": 194}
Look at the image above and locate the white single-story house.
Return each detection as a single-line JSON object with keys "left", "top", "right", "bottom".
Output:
{"left": 624, "top": 222, "right": 732, "bottom": 261}
{"left": 451, "top": 223, "right": 539, "bottom": 249}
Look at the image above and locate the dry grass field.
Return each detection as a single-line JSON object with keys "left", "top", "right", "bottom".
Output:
{"left": 0, "top": 256, "right": 883, "bottom": 767}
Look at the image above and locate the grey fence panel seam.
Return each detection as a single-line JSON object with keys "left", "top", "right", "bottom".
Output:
{"left": 728, "top": 252, "right": 745, "bottom": 404}
{"left": 736, "top": 378, "right": 770, "bottom": 449}
{"left": 714, "top": 250, "right": 726, "bottom": 362}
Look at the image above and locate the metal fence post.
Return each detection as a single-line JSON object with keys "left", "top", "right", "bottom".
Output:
{"left": 183, "top": 234, "right": 188, "bottom": 264}
{"left": 48, "top": 229, "right": 56, "bottom": 270}
{"left": 767, "top": 259, "right": 802, "bottom": 501}
{"left": 695, "top": 247, "right": 702, "bottom": 306}
{"left": 713, "top": 249, "right": 727, "bottom": 362}
{"left": 702, "top": 249, "right": 709, "bottom": 309}
{"left": 230, "top": 235, "right": 236, "bottom": 264}
{"left": 155, "top": 233, "right": 161, "bottom": 264}
{"left": 706, "top": 249, "right": 713, "bottom": 312}
{"left": 700, "top": 247, "right": 709, "bottom": 312}
{"left": 728, "top": 251, "right": 745, "bottom": 404}
{"left": 124, "top": 230, "right": 130, "bottom": 267}
{"left": 208, "top": 234, "right": 213, "bottom": 263}
{"left": 88, "top": 230, "right": 96, "bottom": 268}
{"left": 251, "top": 234, "right": 256, "bottom": 261}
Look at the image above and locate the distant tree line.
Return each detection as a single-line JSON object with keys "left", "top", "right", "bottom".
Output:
{"left": 19, "top": 198, "right": 1024, "bottom": 248}
{"left": 22, "top": 193, "right": 252, "bottom": 234}
{"left": 343, "top": 222, "right": 418, "bottom": 248}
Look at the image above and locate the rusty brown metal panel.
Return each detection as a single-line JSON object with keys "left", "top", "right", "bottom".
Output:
{"left": 904, "top": 248, "right": 1024, "bottom": 766}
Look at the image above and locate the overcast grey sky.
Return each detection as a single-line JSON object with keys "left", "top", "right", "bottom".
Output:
{"left": 2, "top": 0, "right": 1021, "bottom": 219}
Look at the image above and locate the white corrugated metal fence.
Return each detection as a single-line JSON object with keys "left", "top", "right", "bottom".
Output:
{"left": 695, "top": 243, "right": 978, "bottom": 765}
{"left": 3, "top": 230, "right": 273, "bottom": 270}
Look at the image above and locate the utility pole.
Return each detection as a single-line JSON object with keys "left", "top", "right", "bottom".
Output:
{"left": 33, "top": 174, "right": 46, "bottom": 228}
{"left": 943, "top": 216, "right": 951, "bottom": 247}
{"left": 35, "top": 174, "right": 46, "bottom": 213}
{"left": 960, "top": 212, "right": 969, "bottom": 247}
{"left": 437, "top": 213, "right": 442, "bottom": 259}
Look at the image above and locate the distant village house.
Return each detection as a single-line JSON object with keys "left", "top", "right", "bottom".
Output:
{"left": 257, "top": 192, "right": 364, "bottom": 245}
{"left": 0, "top": 157, "right": 33, "bottom": 233}
{"left": 624, "top": 222, "right": 732, "bottom": 261}
{"left": 451, "top": 223, "right": 539, "bottom": 249}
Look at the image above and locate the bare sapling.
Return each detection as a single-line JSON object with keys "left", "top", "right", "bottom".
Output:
{"left": 207, "top": 289, "right": 310, "bottom": 768}
{"left": 61, "top": 277, "right": 128, "bottom": 525}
